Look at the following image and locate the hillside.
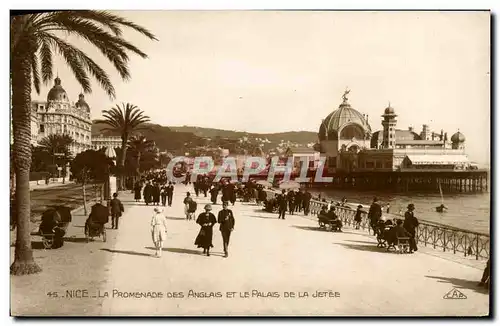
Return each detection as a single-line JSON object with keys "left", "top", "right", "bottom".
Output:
{"left": 92, "top": 122, "right": 318, "bottom": 153}
{"left": 168, "top": 126, "right": 318, "bottom": 144}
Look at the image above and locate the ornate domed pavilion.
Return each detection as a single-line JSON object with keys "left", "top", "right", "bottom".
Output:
{"left": 318, "top": 89, "right": 372, "bottom": 142}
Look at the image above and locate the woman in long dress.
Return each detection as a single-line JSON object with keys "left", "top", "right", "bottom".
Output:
{"left": 151, "top": 207, "right": 168, "bottom": 257}
{"left": 195, "top": 204, "right": 217, "bottom": 256}
{"left": 134, "top": 182, "right": 142, "bottom": 202}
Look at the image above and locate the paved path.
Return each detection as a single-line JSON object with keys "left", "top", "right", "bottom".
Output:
{"left": 98, "top": 184, "right": 489, "bottom": 316}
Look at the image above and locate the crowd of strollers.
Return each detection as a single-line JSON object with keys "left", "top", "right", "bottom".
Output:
{"left": 119, "top": 171, "right": 489, "bottom": 288}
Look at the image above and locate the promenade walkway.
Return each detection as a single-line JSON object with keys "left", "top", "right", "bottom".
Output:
{"left": 100, "top": 184, "right": 489, "bottom": 316}
{"left": 11, "top": 184, "right": 489, "bottom": 316}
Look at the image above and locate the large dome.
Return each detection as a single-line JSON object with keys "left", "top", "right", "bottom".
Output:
{"left": 451, "top": 131, "right": 465, "bottom": 143}
{"left": 47, "top": 77, "right": 69, "bottom": 102}
{"left": 75, "top": 93, "right": 91, "bottom": 112}
{"left": 318, "top": 94, "right": 372, "bottom": 141}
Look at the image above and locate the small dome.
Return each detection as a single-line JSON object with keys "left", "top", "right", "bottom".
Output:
{"left": 75, "top": 93, "right": 91, "bottom": 112}
{"left": 318, "top": 92, "right": 371, "bottom": 141}
{"left": 451, "top": 131, "right": 465, "bottom": 143}
{"left": 47, "top": 77, "right": 69, "bottom": 102}
{"left": 384, "top": 103, "right": 395, "bottom": 115}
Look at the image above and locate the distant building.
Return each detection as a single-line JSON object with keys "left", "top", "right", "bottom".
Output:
{"left": 31, "top": 77, "right": 92, "bottom": 154}
{"left": 318, "top": 90, "right": 470, "bottom": 173}
{"left": 92, "top": 135, "right": 122, "bottom": 151}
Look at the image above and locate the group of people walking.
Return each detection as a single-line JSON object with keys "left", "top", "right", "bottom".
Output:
{"left": 134, "top": 180, "right": 175, "bottom": 207}
{"left": 272, "top": 189, "right": 313, "bottom": 219}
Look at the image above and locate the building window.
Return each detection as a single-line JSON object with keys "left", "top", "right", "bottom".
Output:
{"left": 376, "top": 161, "right": 382, "bottom": 169}
{"left": 40, "top": 125, "right": 44, "bottom": 132}
{"left": 366, "top": 161, "right": 374, "bottom": 168}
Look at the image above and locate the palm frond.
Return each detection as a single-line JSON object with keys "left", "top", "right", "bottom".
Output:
{"left": 30, "top": 43, "right": 41, "bottom": 94}
{"left": 43, "top": 34, "right": 91, "bottom": 93}
{"left": 39, "top": 38, "right": 53, "bottom": 83}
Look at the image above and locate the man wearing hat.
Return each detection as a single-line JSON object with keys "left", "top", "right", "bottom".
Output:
{"left": 368, "top": 197, "right": 382, "bottom": 234}
{"left": 403, "top": 204, "right": 419, "bottom": 253}
{"left": 195, "top": 204, "right": 217, "bottom": 256}
{"left": 277, "top": 190, "right": 288, "bottom": 220}
{"left": 218, "top": 202, "right": 235, "bottom": 258}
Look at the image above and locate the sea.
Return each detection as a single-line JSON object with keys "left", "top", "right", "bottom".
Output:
{"left": 308, "top": 188, "right": 491, "bottom": 234}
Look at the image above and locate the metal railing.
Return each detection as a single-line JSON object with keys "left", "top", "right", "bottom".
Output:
{"left": 264, "top": 189, "right": 489, "bottom": 260}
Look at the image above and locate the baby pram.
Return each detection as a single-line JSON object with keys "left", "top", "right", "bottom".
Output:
{"left": 39, "top": 206, "right": 72, "bottom": 249}
{"left": 85, "top": 203, "right": 109, "bottom": 242}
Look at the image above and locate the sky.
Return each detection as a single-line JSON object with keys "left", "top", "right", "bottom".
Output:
{"left": 30, "top": 11, "right": 490, "bottom": 165}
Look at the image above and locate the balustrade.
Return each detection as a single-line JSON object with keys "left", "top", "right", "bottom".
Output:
{"left": 263, "top": 189, "right": 489, "bottom": 260}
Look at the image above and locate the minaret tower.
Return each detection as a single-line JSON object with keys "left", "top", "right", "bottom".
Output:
{"left": 381, "top": 102, "right": 397, "bottom": 149}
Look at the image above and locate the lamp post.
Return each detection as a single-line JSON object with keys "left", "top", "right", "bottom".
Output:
{"left": 104, "top": 147, "right": 117, "bottom": 203}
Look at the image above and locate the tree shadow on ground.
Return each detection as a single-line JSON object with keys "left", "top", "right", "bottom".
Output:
{"left": 425, "top": 275, "right": 490, "bottom": 295}
{"left": 63, "top": 237, "right": 91, "bottom": 243}
{"left": 165, "top": 216, "right": 186, "bottom": 220}
{"left": 345, "top": 239, "right": 377, "bottom": 245}
{"left": 291, "top": 225, "right": 325, "bottom": 232}
{"left": 144, "top": 247, "right": 206, "bottom": 256}
{"left": 335, "top": 243, "right": 387, "bottom": 254}
{"left": 246, "top": 215, "right": 278, "bottom": 219}
{"left": 101, "top": 248, "right": 152, "bottom": 257}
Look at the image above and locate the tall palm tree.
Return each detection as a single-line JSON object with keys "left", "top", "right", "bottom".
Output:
{"left": 10, "top": 11, "right": 157, "bottom": 275}
{"left": 38, "top": 134, "right": 73, "bottom": 161}
{"left": 127, "top": 135, "right": 156, "bottom": 176}
{"left": 95, "top": 103, "right": 151, "bottom": 190}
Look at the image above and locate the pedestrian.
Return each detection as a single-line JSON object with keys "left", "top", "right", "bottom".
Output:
{"left": 160, "top": 184, "right": 167, "bottom": 206}
{"left": 277, "top": 190, "right": 287, "bottom": 220}
{"left": 143, "top": 181, "right": 153, "bottom": 206}
{"left": 166, "top": 181, "right": 174, "bottom": 207}
{"left": 403, "top": 203, "right": 419, "bottom": 253}
{"left": 195, "top": 204, "right": 217, "bottom": 256}
{"left": 368, "top": 197, "right": 382, "bottom": 235}
{"left": 134, "top": 181, "right": 142, "bottom": 202}
{"left": 152, "top": 182, "right": 161, "bottom": 206}
{"left": 217, "top": 202, "right": 235, "bottom": 258}
{"left": 478, "top": 258, "right": 490, "bottom": 288}
{"left": 150, "top": 207, "right": 168, "bottom": 258}
{"left": 110, "top": 193, "right": 124, "bottom": 229}
{"left": 354, "top": 205, "right": 363, "bottom": 230}
{"left": 303, "top": 190, "right": 312, "bottom": 215}
{"left": 210, "top": 185, "right": 219, "bottom": 205}
{"left": 287, "top": 190, "right": 295, "bottom": 215}
{"left": 183, "top": 192, "right": 197, "bottom": 220}
{"left": 386, "top": 203, "right": 391, "bottom": 214}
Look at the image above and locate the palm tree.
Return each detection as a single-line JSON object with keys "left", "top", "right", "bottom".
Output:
{"left": 95, "top": 103, "right": 151, "bottom": 190}
{"left": 127, "top": 135, "right": 156, "bottom": 176}
{"left": 10, "top": 11, "right": 157, "bottom": 275}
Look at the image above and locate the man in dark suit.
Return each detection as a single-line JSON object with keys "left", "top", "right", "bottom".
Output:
{"left": 110, "top": 193, "right": 124, "bottom": 229}
{"left": 166, "top": 182, "right": 174, "bottom": 207}
{"left": 217, "top": 202, "right": 235, "bottom": 258}
{"left": 277, "top": 190, "right": 288, "bottom": 220}
{"left": 368, "top": 197, "right": 382, "bottom": 235}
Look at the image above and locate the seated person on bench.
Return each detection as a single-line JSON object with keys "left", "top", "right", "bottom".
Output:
{"left": 327, "top": 206, "right": 343, "bottom": 232}
{"left": 386, "top": 219, "right": 411, "bottom": 246}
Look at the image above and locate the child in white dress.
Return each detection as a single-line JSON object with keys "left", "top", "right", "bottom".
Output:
{"left": 151, "top": 207, "right": 168, "bottom": 257}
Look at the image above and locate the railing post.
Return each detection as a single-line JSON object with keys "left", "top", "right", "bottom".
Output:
{"left": 424, "top": 227, "right": 427, "bottom": 247}
{"left": 476, "top": 235, "right": 479, "bottom": 260}
{"left": 443, "top": 229, "right": 446, "bottom": 252}
{"left": 464, "top": 236, "right": 467, "bottom": 257}
{"left": 453, "top": 232, "right": 456, "bottom": 254}
{"left": 433, "top": 228, "right": 436, "bottom": 249}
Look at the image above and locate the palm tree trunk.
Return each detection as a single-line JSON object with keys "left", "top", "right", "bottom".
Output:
{"left": 82, "top": 179, "right": 87, "bottom": 216}
{"left": 118, "top": 135, "right": 128, "bottom": 191}
{"left": 136, "top": 152, "right": 141, "bottom": 178}
{"left": 10, "top": 55, "right": 41, "bottom": 275}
